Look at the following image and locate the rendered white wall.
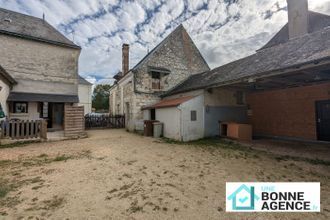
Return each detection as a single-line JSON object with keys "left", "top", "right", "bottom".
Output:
{"left": 9, "top": 102, "right": 40, "bottom": 120}
{"left": 78, "top": 84, "right": 92, "bottom": 114}
{"left": 156, "top": 107, "right": 181, "bottom": 140}
{"left": 180, "top": 95, "right": 204, "bottom": 141}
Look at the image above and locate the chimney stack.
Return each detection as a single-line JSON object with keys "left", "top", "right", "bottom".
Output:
{"left": 287, "top": 0, "right": 309, "bottom": 39}
{"left": 122, "top": 44, "right": 129, "bottom": 75}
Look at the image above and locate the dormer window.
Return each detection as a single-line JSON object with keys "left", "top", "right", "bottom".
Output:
{"left": 151, "top": 71, "right": 161, "bottom": 90}
{"left": 148, "top": 66, "right": 171, "bottom": 91}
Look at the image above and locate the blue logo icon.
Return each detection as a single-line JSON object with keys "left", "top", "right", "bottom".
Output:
{"left": 227, "top": 184, "right": 260, "bottom": 210}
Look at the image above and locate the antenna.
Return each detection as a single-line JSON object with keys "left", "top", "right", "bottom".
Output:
{"left": 72, "top": 30, "right": 75, "bottom": 42}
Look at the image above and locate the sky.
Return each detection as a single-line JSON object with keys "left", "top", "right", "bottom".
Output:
{"left": 0, "top": 0, "right": 329, "bottom": 85}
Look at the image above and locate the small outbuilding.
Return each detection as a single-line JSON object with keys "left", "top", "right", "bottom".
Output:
{"left": 143, "top": 95, "right": 204, "bottom": 141}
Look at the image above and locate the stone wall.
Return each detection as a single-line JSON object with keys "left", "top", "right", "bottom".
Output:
{"left": 135, "top": 26, "right": 209, "bottom": 93}
{"left": 0, "top": 35, "right": 80, "bottom": 95}
{"left": 110, "top": 26, "right": 209, "bottom": 132}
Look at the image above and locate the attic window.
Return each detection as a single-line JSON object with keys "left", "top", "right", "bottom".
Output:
{"left": 236, "top": 91, "right": 244, "bottom": 105}
{"left": 151, "top": 71, "right": 161, "bottom": 90}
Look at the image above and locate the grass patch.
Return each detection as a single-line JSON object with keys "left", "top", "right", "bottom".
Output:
{"left": 275, "top": 155, "right": 330, "bottom": 166}
{"left": 38, "top": 154, "right": 48, "bottom": 158}
{"left": 162, "top": 137, "right": 330, "bottom": 166}
{"left": 53, "top": 154, "right": 72, "bottom": 162}
{"left": 0, "top": 179, "right": 14, "bottom": 199}
{"left": 0, "top": 184, "right": 12, "bottom": 198}
{"left": 26, "top": 196, "right": 65, "bottom": 212}
{"left": 0, "top": 160, "right": 12, "bottom": 167}
{"left": 43, "top": 196, "right": 65, "bottom": 210}
{"left": 0, "top": 140, "right": 40, "bottom": 149}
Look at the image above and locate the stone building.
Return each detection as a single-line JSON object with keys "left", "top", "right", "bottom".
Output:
{"left": 109, "top": 25, "right": 210, "bottom": 131}
{"left": 155, "top": 0, "right": 330, "bottom": 142}
{"left": 0, "top": 8, "right": 85, "bottom": 136}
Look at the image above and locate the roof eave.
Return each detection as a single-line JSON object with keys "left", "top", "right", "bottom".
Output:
{"left": 0, "top": 30, "right": 81, "bottom": 50}
{"left": 164, "top": 56, "right": 330, "bottom": 96}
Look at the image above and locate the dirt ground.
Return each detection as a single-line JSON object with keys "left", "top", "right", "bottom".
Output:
{"left": 0, "top": 129, "right": 329, "bottom": 220}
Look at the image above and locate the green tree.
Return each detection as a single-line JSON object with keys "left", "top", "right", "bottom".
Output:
{"left": 92, "top": 84, "right": 112, "bottom": 112}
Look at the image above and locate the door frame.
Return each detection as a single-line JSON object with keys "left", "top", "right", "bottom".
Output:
{"left": 315, "top": 100, "right": 330, "bottom": 141}
{"left": 48, "top": 103, "right": 64, "bottom": 130}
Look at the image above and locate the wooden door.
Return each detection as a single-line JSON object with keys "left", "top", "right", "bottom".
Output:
{"left": 316, "top": 100, "right": 330, "bottom": 141}
{"left": 52, "top": 103, "right": 64, "bottom": 130}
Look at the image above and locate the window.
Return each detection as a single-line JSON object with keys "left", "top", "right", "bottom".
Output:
{"left": 151, "top": 71, "right": 161, "bottom": 90}
{"left": 150, "top": 109, "right": 156, "bottom": 120}
{"left": 236, "top": 91, "right": 244, "bottom": 105}
{"left": 13, "top": 102, "right": 28, "bottom": 113}
{"left": 191, "top": 110, "right": 197, "bottom": 121}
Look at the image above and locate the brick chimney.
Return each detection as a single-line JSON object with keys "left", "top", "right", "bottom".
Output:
{"left": 287, "top": 0, "right": 309, "bottom": 39}
{"left": 122, "top": 44, "right": 129, "bottom": 75}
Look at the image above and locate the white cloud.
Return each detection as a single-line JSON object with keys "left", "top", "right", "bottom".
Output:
{"left": 1, "top": 0, "right": 330, "bottom": 85}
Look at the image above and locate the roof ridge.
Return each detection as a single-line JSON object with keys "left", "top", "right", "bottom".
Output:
{"left": 132, "top": 24, "right": 186, "bottom": 70}
{"left": 259, "top": 10, "right": 330, "bottom": 51}
{"left": 0, "top": 7, "right": 44, "bottom": 21}
{"left": 0, "top": 7, "right": 80, "bottom": 49}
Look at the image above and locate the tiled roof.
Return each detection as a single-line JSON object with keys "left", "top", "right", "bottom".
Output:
{"left": 0, "top": 8, "right": 80, "bottom": 49}
{"left": 142, "top": 96, "right": 194, "bottom": 109}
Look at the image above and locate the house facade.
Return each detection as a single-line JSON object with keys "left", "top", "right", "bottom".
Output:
{"left": 109, "top": 25, "right": 210, "bottom": 132}
{"left": 0, "top": 8, "right": 85, "bottom": 135}
{"left": 152, "top": 0, "right": 330, "bottom": 142}
{"left": 78, "top": 76, "right": 93, "bottom": 115}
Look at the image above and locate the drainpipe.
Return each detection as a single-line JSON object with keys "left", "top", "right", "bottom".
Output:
{"left": 178, "top": 105, "right": 183, "bottom": 141}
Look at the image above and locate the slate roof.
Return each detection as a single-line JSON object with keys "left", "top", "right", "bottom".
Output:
{"left": 164, "top": 26, "right": 330, "bottom": 96}
{"left": 79, "top": 76, "right": 92, "bottom": 85}
{"left": 142, "top": 96, "right": 194, "bottom": 110}
{"left": 260, "top": 11, "right": 330, "bottom": 50}
{"left": 8, "top": 92, "right": 79, "bottom": 103}
{"left": 0, "top": 64, "right": 17, "bottom": 85}
{"left": 0, "top": 8, "right": 80, "bottom": 49}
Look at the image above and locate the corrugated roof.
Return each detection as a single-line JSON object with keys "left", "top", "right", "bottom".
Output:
{"left": 260, "top": 11, "right": 330, "bottom": 50}
{"left": 79, "top": 76, "right": 92, "bottom": 85}
{"left": 142, "top": 96, "right": 194, "bottom": 110}
{"left": 164, "top": 25, "right": 330, "bottom": 96}
{"left": 0, "top": 8, "right": 80, "bottom": 49}
{"left": 8, "top": 92, "right": 79, "bottom": 103}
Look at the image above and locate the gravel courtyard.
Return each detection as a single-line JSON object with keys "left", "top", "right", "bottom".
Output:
{"left": 0, "top": 129, "right": 329, "bottom": 220}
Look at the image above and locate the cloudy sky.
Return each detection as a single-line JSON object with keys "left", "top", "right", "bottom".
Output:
{"left": 1, "top": 0, "right": 329, "bottom": 84}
